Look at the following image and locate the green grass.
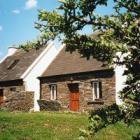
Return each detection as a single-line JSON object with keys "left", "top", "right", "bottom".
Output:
{"left": 0, "top": 112, "right": 88, "bottom": 140}
{"left": 93, "top": 121, "right": 140, "bottom": 140}
{"left": 0, "top": 111, "right": 140, "bottom": 140}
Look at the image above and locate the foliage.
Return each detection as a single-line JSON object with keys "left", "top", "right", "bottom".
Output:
{"left": 19, "top": 40, "right": 42, "bottom": 50}
{"left": 79, "top": 104, "right": 124, "bottom": 138}
{"left": 35, "top": 0, "right": 140, "bottom": 138}
{"left": 0, "top": 107, "right": 9, "bottom": 112}
{"left": 133, "top": 132, "right": 140, "bottom": 140}
{"left": 79, "top": 104, "right": 140, "bottom": 139}
{"left": 36, "top": 0, "right": 140, "bottom": 114}
{"left": 88, "top": 104, "right": 123, "bottom": 132}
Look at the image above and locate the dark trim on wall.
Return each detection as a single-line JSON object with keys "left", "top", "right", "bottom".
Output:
{"left": 0, "top": 79, "right": 23, "bottom": 87}
{"left": 39, "top": 69, "right": 114, "bottom": 83}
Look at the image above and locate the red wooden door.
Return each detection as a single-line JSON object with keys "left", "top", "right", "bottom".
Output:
{"left": 0, "top": 89, "right": 3, "bottom": 105}
{"left": 68, "top": 84, "right": 80, "bottom": 112}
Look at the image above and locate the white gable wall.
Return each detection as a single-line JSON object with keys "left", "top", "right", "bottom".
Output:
{"left": 115, "top": 65, "right": 126, "bottom": 105}
{"left": 21, "top": 42, "right": 65, "bottom": 111}
{"left": 114, "top": 52, "right": 127, "bottom": 105}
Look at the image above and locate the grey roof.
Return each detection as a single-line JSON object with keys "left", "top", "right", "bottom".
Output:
{"left": 42, "top": 47, "right": 108, "bottom": 77}
{"left": 0, "top": 47, "right": 45, "bottom": 82}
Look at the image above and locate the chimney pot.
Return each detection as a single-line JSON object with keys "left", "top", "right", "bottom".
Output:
{"left": 8, "top": 46, "right": 18, "bottom": 56}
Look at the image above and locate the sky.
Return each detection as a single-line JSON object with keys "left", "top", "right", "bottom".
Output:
{"left": 0, "top": 0, "right": 114, "bottom": 60}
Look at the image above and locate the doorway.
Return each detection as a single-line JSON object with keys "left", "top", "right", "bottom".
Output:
{"left": 0, "top": 89, "right": 4, "bottom": 105}
{"left": 68, "top": 83, "right": 80, "bottom": 112}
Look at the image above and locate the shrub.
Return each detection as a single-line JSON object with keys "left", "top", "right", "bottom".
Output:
{"left": 80, "top": 104, "right": 125, "bottom": 138}
{"left": 133, "top": 132, "right": 140, "bottom": 140}
{"left": 88, "top": 104, "right": 124, "bottom": 135}
{"left": 0, "top": 107, "right": 9, "bottom": 112}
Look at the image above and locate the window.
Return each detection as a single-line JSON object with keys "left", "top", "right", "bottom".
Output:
{"left": 50, "top": 84, "right": 57, "bottom": 100}
{"left": 92, "top": 81, "right": 102, "bottom": 101}
{"left": 7, "top": 59, "right": 19, "bottom": 70}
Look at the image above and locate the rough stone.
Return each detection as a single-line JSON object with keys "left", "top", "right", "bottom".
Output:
{"left": 0, "top": 85, "right": 34, "bottom": 112}
{"left": 38, "top": 100, "right": 62, "bottom": 111}
{"left": 40, "top": 70, "right": 116, "bottom": 112}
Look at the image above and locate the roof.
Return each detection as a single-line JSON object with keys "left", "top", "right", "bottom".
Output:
{"left": 0, "top": 47, "right": 45, "bottom": 82}
{"left": 41, "top": 47, "right": 109, "bottom": 78}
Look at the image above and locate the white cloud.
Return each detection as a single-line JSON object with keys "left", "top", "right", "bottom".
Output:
{"left": 0, "top": 26, "right": 3, "bottom": 31}
{"left": 12, "top": 9, "right": 21, "bottom": 14}
{"left": 25, "top": 0, "right": 38, "bottom": 9}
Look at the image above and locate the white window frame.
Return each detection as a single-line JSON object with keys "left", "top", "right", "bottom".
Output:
{"left": 50, "top": 84, "right": 57, "bottom": 100}
{"left": 92, "top": 81, "right": 101, "bottom": 101}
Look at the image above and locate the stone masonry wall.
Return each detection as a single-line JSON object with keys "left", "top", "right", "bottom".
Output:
{"left": 40, "top": 70, "right": 116, "bottom": 111}
{"left": 0, "top": 85, "right": 34, "bottom": 112}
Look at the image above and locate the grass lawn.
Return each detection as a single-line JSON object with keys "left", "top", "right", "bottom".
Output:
{"left": 0, "top": 111, "right": 140, "bottom": 140}
{"left": 93, "top": 121, "right": 140, "bottom": 140}
{"left": 0, "top": 111, "right": 88, "bottom": 140}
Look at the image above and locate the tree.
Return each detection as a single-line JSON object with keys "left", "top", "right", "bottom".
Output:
{"left": 35, "top": 0, "right": 140, "bottom": 119}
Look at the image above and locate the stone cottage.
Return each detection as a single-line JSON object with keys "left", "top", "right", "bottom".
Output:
{"left": 0, "top": 42, "right": 126, "bottom": 112}
{"left": 38, "top": 47, "right": 125, "bottom": 112}
{"left": 0, "top": 42, "right": 64, "bottom": 111}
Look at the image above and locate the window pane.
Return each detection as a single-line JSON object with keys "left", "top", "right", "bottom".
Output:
{"left": 92, "top": 81, "right": 102, "bottom": 100}
{"left": 50, "top": 84, "right": 57, "bottom": 100}
{"left": 94, "top": 83, "right": 98, "bottom": 99}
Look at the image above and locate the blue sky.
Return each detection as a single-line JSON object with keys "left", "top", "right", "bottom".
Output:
{"left": 0, "top": 0, "right": 114, "bottom": 59}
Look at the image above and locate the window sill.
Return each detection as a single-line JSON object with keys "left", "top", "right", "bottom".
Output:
{"left": 87, "top": 99, "right": 104, "bottom": 105}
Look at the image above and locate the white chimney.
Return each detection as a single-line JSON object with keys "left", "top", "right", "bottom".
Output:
{"left": 0, "top": 46, "right": 18, "bottom": 63}
{"left": 8, "top": 46, "right": 18, "bottom": 56}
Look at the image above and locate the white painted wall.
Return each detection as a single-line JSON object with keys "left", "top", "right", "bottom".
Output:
{"left": 114, "top": 52, "right": 127, "bottom": 105}
{"left": 21, "top": 42, "right": 64, "bottom": 111}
